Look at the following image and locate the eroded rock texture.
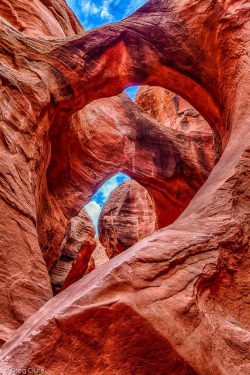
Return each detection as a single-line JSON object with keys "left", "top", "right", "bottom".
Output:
{"left": 0, "top": 0, "right": 249, "bottom": 374}
{"left": 49, "top": 208, "right": 96, "bottom": 294}
{"left": 46, "top": 88, "right": 214, "bottom": 290}
{"left": 47, "top": 92, "right": 214, "bottom": 242}
{"left": 0, "top": 0, "right": 82, "bottom": 37}
{"left": 135, "top": 86, "right": 212, "bottom": 134}
{"left": 99, "top": 179, "right": 157, "bottom": 258}
{"left": 88, "top": 238, "right": 109, "bottom": 271}
{"left": 0, "top": 0, "right": 85, "bottom": 345}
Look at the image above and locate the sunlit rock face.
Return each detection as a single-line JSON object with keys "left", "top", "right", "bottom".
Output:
{"left": 0, "top": 0, "right": 249, "bottom": 374}
{"left": 87, "top": 238, "right": 109, "bottom": 270}
{"left": 135, "top": 86, "right": 212, "bottom": 134}
{"left": 98, "top": 180, "right": 157, "bottom": 258}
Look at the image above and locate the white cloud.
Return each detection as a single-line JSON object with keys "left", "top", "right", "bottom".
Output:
{"left": 100, "top": 0, "right": 112, "bottom": 20}
{"left": 80, "top": 0, "right": 93, "bottom": 16}
{"left": 91, "top": 3, "right": 99, "bottom": 14}
{"left": 98, "top": 176, "right": 119, "bottom": 199}
{"left": 80, "top": 0, "right": 113, "bottom": 21}
{"left": 85, "top": 200, "right": 102, "bottom": 230}
{"left": 67, "top": 0, "right": 76, "bottom": 7}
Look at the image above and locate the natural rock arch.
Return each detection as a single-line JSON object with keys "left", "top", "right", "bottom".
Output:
{"left": 0, "top": 0, "right": 214, "bottom": 344}
{"left": 44, "top": 90, "right": 214, "bottom": 269}
{"left": 0, "top": 1, "right": 249, "bottom": 374}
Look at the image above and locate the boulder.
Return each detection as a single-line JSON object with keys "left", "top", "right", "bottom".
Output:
{"left": 98, "top": 179, "right": 157, "bottom": 258}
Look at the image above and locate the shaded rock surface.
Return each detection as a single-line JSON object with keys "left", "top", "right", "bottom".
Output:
{"left": 45, "top": 92, "right": 214, "bottom": 264}
{"left": 98, "top": 179, "right": 157, "bottom": 258}
{"left": 88, "top": 238, "right": 109, "bottom": 270}
{"left": 0, "top": 0, "right": 82, "bottom": 37}
{"left": 0, "top": 1, "right": 249, "bottom": 374}
{"left": 49, "top": 208, "right": 96, "bottom": 294}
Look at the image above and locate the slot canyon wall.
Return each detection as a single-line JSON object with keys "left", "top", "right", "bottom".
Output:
{"left": 0, "top": 0, "right": 249, "bottom": 374}
{"left": 49, "top": 207, "right": 96, "bottom": 294}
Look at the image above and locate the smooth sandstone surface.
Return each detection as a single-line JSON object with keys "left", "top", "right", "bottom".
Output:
{"left": 0, "top": 0, "right": 249, "bottom": 374}
{"left": 50, "top": 82, "right": 212, "bottom": 290}
{"left": 0, "top": 0, "right": 82, "bottom": 37}
{"left": 98, "top": 179, "right": 157, "bottom": 258}
{"left": 88, "top": 238, "right": 109, "bottom": 270}
{"left": 0, "top": 0, "right": 84, "bottom": 345}
{"left": 46, "top": 91, "right": 214, "bottom": 241}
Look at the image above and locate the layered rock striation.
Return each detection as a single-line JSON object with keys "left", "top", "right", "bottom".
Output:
{"left": 0, "top": 0, "right": 82, "bottom": 37}
{"left": 49, "top": 208, "right": 96, "bottom": 294}
{"left": 0, "top": 0, "right": 85, "bottom": 344}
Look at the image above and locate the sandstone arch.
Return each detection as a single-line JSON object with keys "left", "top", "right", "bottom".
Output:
{"left": 0, "top": 1, "right": 249, "bottom": 374}
{"left": 44, "top": 90, "right": 214, "bottom": 269}
{"left": 47, "top": 88, "right": 214, "bottom": 293}
{"left": 0, "top": 0, "right": 215, "bottom": 344}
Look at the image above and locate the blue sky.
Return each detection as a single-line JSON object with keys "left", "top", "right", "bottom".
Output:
{"left": 67, "top": 0, "right": 147, "bottom": 31}
{"left": 85, "top": 173, "right": 130, "bottom": 234}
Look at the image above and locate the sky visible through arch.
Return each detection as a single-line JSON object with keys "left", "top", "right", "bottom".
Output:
{"left": 85, "top": 173, "right": 130, "bottom": 234}
{"left": 67, "top": 1, "right": 146, "bottom": 232}
{"left": 66, "top": 0, "right": 143, "bottom": 99}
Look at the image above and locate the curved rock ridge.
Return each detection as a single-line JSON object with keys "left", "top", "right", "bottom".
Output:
{"left": 45, "top": 92, "right": 214, "bottom": 269}
{"left": 135, "top": 86, "right": 212, "bottom": 134}
{"left": 49, "top": 207, "right": 96, "bottom": 294}
{"left": 0, "top": 0, "right": 249, "bottom": 374}
{"left": 98, "top": 179, "right": 157, "bottom": 258}
{"left": 0, "top": 0, "right": 216, "bottom": 318}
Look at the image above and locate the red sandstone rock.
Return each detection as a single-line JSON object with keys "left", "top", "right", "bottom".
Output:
{"left": 0, "top": 0, "right": 82, "bottom": 37}
{"left": 0, "top": 1, "right": 249, "bottom": 374}
{"left": 46, "top": 92, "right": 214, "bottom": 242}
{"left": 0, "top": 0, "right": 84, "bottom": 344}
{"left": 135, "top": 86, "right": 212, "bottom": 134}
{"left": 90, "top": 238, "right": 109, "bottom": 268}
{"left": 49, "top": 208, "right": 96, "bottom": 294}
{"left": 99, "top": 179, "right": 157, "bottom": 258}
{"left": 86, "top": 238, "right": 109, "bottom": 274}
{"left": 0, "top": 1, "right": 214, "bottom": 295}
